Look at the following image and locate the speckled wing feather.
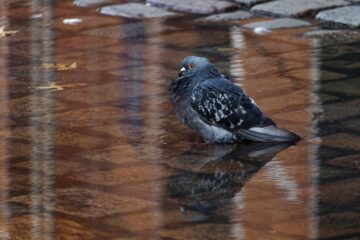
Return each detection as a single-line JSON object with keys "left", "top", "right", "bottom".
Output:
{"left": 190, "top": 78, "right": 271, "bottom": 131}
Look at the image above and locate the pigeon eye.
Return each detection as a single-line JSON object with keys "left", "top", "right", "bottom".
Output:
{"left": 189, "top": 63, "right": 195, "bottom": 69}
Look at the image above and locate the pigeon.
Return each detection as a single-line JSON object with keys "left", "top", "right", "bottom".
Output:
{"left": 169, "top": 56, "right": 300, "bottom": 143}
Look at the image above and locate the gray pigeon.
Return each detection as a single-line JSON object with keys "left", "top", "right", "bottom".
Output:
{"left": 169, "top": 56, "right": 300, "bottom": 143}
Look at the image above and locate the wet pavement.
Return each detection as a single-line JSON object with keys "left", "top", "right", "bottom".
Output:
{"left": 1, "top": 0, "right": 360, "bottom": 239}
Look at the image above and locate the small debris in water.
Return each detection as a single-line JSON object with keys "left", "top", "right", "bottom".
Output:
{"left": 0, "top": 26, "right": 18, "bottom": 38}
{"left": 254, "top": 27, "right": 271, "bottom": 35}
{"left": 35, "top": 83, "right": 65, "bottom": 92}
{"left": 35, "top": 82, "right": 88, "bottom": 92}
{"left": 217, "top": 47, "right": 233, "bottom": 52}
{"left": 63, "top": 18, "right": 83, "bottom": 25}
{"left": 31, "top": 13, "right": 43, "bottom": 19}
{"left": 42, "top": 62, "right": 77, "bottom": 71}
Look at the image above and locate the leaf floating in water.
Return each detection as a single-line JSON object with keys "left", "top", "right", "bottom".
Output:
{"left": 35, "top": 83, "right": 87, "bottom": 92}
{"left": 35, "top": 83, "right": 64, "bottom": 92}
{"left": 0, "top": 26, "right": 18, "bottom": 38}
{"left": 217, "top": 47, "right": 233, "bottom": 52}
{"left": 41, "top": 62, "right": 77, "bottom": 71}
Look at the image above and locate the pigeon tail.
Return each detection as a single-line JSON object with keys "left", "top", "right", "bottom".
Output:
{"left": 236, "top": 125, "right": 300, "bottom": 143}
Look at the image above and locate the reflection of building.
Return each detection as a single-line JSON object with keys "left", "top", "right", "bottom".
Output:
{"left": 30, "top": 1, "right": 56, "bottom": 238}
{"left": 233, "top": 28, "right": 314, "bottom": 239}
{"left": 0, "top": 3, "right": 10, "bottom": 239}
{"left": 2, "top": 1, "right": 359, "bottom": 238}
{"left": 0, "top": 1, "right": 56, "bottom": 238}
{"left": 313, "top": 39, "right": 360, "bottom": 239}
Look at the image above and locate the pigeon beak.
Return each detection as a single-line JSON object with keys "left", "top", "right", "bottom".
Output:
{"left": 178, "top": 67, "right": 186, "bottom": 77}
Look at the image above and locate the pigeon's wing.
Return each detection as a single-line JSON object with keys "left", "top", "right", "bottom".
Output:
{"left": 191, "top": 78, "right": 299, "bottom": 142}
{"left": 190, "top": 78, "right": 268, "bottom": 131}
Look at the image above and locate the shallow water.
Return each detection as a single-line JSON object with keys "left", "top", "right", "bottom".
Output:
{"left": 1, "top": 1, "right": 360, "bottom": 239}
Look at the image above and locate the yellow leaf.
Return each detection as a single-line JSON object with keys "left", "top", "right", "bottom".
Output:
{"left": 35, "top": 83, "right": 64, "bottom": 92}
{"left": 217, "top": 47, "right": 233, "bottom": 52}
{"left": 35, "top": 82, "right": 87, "bottom": 92}
{"left": 0, "top": 26, "right": 18, "bottom": 38}
{"left": 41, "top": 62, "right": 77, "bottom": 71}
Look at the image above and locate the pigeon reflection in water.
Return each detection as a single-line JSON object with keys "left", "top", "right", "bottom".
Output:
{"left": 166, "top": 142, "right": 292, "bottom": 217}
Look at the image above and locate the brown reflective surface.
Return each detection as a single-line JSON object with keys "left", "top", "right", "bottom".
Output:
{"left": 1, "top": 1, "right": 360, "bottom": 239}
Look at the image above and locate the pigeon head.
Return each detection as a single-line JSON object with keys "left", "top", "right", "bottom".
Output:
{"left": 179, "top": 56, "right": 219, "bottom": 79}
{"left": 169, "top": 56, "right": 221, "bottom": 99}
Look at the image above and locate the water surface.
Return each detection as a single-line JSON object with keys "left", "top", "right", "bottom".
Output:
{"left": 0, "top": 1, "right": 360, "bottom": 239}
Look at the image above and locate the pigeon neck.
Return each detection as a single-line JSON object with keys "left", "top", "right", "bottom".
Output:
{"left": 169, "top": 76, "right": 192, "bottom": 99}
{"left": 200, "top": 67, "right": 221, "bottom": 78}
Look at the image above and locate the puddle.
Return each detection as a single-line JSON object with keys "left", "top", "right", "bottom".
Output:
{"left": 0, "top": 1, "right": 360, "bottom": 239}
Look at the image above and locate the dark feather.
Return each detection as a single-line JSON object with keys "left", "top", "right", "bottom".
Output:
{"left": 190, "top": 77, "right": 271, "bottom": 130}
{"left": 169, "top": 56, "right": 300, "bottom": 143}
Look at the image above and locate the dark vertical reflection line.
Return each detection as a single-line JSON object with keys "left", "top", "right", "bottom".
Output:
{"left": 120, "top": 23, "right": 146, "bottom": 141}
{"left": 30, "top": 0, "right": 42, "bottom": 237}
{"left": 309, "top": 38, "right": 321, "bottom": 239}
{"left": 41, "top": 1, "right": 55, "bottom": 239}
{"left": 0, "top": 2, "right": 10, "bottom": 239}
{"left": 314, "top": 39, "right": 360, "bottom": 239}
{"left": 30, "top": 0, "right": 55, "bottom": 238}
{"left": 144, "top": 19, "right": 166, "bottom": 238}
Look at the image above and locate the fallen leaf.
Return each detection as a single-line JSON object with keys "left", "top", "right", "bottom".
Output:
{"left": 0, "top": 26, "right": 18, "bottom": 38}
{"left": 41, "top": 62, "right": 77, "bottom": 71}
{"left": 217, "top": 47, "right": 233, "bottom": 52}
{"left": 35, "top": 82, "right": 87, "bottom": 92}
{"left": 35, "top": 83, "right": 64, "bottom": 92}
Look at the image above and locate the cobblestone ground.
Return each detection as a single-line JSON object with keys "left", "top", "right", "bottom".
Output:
{"left": 0, "top": 0, "right": 360, "bottom": 239}
{"left": 91, "top": 0, "right": 360, "bottom": 28}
